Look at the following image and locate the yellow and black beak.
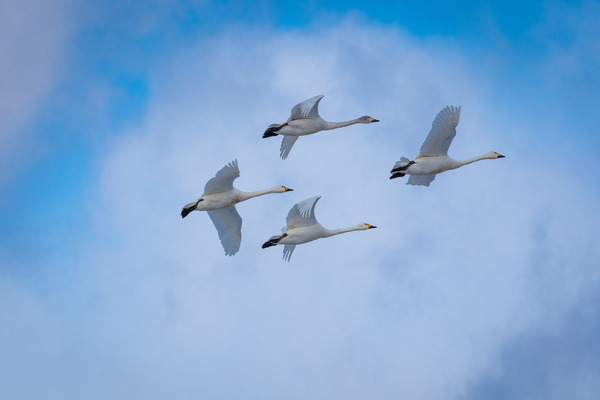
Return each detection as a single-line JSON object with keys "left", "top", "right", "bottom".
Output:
{"left": 367, "top": 224, "right": 377, "bottom": 229}
{"left": 283, "top": 186, "right": 294, "bottom": 192}
{"left": 371, "top": 118, "right": 380, "bottom": 123}
{"left": 497, "top": 153, "right": 505, "bottom": 158}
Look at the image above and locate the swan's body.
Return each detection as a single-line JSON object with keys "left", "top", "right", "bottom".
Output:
{"left": 263, "top": 95, "right": 379, "bottom": 159}
{"left": 389, "top": 105, "right": 504, "bottom": 186}
{"left": 181, "top": 159, "right": 293, "bottom": 256}
{"left": 261, "top": 196, "right": 376, "bottom": 261}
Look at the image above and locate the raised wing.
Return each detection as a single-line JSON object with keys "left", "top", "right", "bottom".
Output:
{"left": 280, "top": 136, "right": 299, "bottom": 160}
{"left": 419, "top": 105, "right": 461, "bottom": 157}
{"left": 286, "top": 196, "right": 321, "bottom": 229}
{"left": 407, "top": 174, "right": 436, "bottom": 187}
{"left": 207, "top": 206, "right": 242, "bottom": 256}
{"left": 204, "top": 159, "right": 240, "bottom": 194}
{"left": 289, "top": 95, "right": 324, "bottom": 121}
{"left": 283, "top": 245, "right": 296, "bottom": 262}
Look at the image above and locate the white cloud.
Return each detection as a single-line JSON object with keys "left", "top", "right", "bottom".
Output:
{"left": 0, "top": 0, "right": 71, "bottom": 187}
{"left": 2, "top": 14, "right": 600, "bottom": 400}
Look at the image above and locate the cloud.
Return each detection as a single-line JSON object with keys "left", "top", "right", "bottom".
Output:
{"left": 0, "top": 0, "right": 72, "bottom": 188}
{"left": 2, "top": 9, "right": 600, "bottom": 400}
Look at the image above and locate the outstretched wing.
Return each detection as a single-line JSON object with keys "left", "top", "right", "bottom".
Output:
{"left": 407, "top": 174, "right": 436, "bottom": 187}
{"left": 286, "top": 196, "right": 321, "bottom": 229}
{"left": 419, "top": 105, "right": 461, "bottom": 157}
{"left": 204, "top": 159, "right": 240, "bottom": 194}
{"left": 289, "top": 95, "right": 324, "bottom": 121}
{"left": 283, "top": 245, "right": 296, "bottom": 262}
{"left": 207, "top": 206, "right": 242, "bottom": 256}
{"left": 280, "top": 136, "right": 299, "bottom": 160}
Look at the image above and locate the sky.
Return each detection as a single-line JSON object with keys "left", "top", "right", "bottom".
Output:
{"left": 1, "top": 0, "right": 600, "bottom": 399}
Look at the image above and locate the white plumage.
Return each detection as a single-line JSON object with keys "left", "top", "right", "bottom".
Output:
{"left": 263, "top": 95, "right": 379, "bottom": 159}
{"left": 262, "top": 196, "right": 376, "bottom": 262}
{"left": 181, "top": 160, "right": 293, "bottom": 256}
{"left": 390, "top": 106, "right": 504, "bottom": 186}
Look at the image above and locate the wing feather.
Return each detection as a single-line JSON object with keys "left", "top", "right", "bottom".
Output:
{"left": 286, "top": 196, "right": 321, "bottom": 229}
{"left": 289, "top": 95, "right": 324, "bottom": 120}
{"left": 280, "top": 136, "right": 299, "bottom": 160}
{"left": 283, "top": 245, "right": 296, "bottom": 262}
{"left": 207, "top": 206, "right": 242, "bottom": 256}
{"left": 419, "top": 106, "right": 461, "bottom": 157}
{"left": 204, "top": 159, "right": 240, "bottom": 194}
{"left": 407, "top": 174, "right": 436, "bottom": 187}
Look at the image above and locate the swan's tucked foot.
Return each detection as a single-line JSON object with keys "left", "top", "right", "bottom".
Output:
{"left": 181, "top": 199, "right": 203, "bottom": 218}
{"left": 389, "top": 172, "right": 406, "bottom": 179}
{"left": 391, "top": 160, "right": 415, "bottom": 173}
{"left": 263, "top": 123, "right": 287, "bottom": 138}
{"left": 262, "top": 233, "right": 287, "bottom": 249}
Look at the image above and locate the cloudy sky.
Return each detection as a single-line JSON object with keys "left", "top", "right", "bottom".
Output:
{"left": 1, "top": 0, "right": 599, "bottom": 399}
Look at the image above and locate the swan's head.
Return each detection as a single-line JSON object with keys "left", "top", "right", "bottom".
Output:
{"left": 274, "top": 186, "right": 294, "bottom": 193}
{"left": 359, "top": 223, "right": 377, "bottom": 230}
{"left": 358, "top": 116, "right": 379, "bottom": 123}
{"left": 487, "top": 151, "right": 505, "bottom": 159}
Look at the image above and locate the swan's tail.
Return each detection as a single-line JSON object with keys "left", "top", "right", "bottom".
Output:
{"left": 263, "top": 123, "right": 286, "bottom": 138}
{"left": 262, "top": 233, "right": 287, "bottom": 248}
{"left": 181, "top": 199, "right": 202, "bottom": 218}
{"left": 390, "top": 157, "right": 413, "bottom": 173}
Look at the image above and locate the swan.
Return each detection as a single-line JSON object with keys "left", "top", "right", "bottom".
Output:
{"left": 389, "top": 105, "right": 505, "bottom": 186}
{"left": 263, "top": 95, "right": 379, "bottom": 159}
{"left": 181, "top": 159, "right": 293, "bottom": 256}
{"left": 261, "top": 196, "right": 376, "bottom": 261}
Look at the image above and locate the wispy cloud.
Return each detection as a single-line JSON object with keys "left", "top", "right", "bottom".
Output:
{"left": 0, "top": 0, "right": 72, "bottom": 187}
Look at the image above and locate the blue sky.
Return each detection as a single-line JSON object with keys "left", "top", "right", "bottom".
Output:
{"left": 2, "top": 0, "right": 600, "bottom": 399}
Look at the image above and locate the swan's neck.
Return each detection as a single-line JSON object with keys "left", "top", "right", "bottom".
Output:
{"left": 324, "top": 118, "right": 362, "bottom": 130}
{"left": 325, "top": 225, "right": 363, "bottom": 237}
{"left": 239, "top": 187, "right": 279, "bottom": 201}
{"left": 456, "top": 154, "right": 493, "bottom": 168}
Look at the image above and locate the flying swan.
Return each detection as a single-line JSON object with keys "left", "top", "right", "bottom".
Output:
{"left": 262, "top": 196, "right": 376, "bottom": 261}
{"left": 181, "top": 159, "right": 293, "bottom": 256}
{"left": 263, "top": 95, "right": 379, "bottom": 159}
{"left": 390, "top": 105, "right": 505, "bottom": 186}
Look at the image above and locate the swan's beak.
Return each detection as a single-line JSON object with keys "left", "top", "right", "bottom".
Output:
{"left": 367, "top": 224, "right": 377, "bottom": 229}
{"left": 496, "top": 153, "right": 505, "bottom": 158}
{"left": 370, "top": 118, "right": 379, "bottom": 123}
{"left": 283, "top": 186, "right": 294, "bottom": 192}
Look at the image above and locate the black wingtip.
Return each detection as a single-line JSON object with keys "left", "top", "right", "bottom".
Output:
{"left": 390, "top": 172, "right": 405, "bottom": 179}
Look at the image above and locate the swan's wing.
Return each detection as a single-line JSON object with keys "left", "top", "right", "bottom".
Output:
{"left": 289, "top": 95, "right": 324, "bottom": 121}
{"left": 204, "top": 159, "right": 240, "bottom": 194}
{"left": 280, "top": 136, "right": 299, "bottom": 160}
{"left": 207, "top": 206, "right": 242, "bottom": 256}
{"left": 407, "top": 174, "right": 436, "bottom": 187}
{"left": 286, "top": 196, "right": 321, "bottom": 229}
{"left": 283, "top": 245, "right": 296, "bottom": 262}
{"left": 418, "top": 106, "right": 461, "bottom": 157}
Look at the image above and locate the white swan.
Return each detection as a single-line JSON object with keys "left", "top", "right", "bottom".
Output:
{"left": 181, "top": 159, "right": 293, "bottom": 256}
{"left": 390, "top": 105, "right": 505, "bottom": 186}
{"left": 262, "top": 196, "right": 376, "bottom": 261}
{"left": 263, "top": 95, "right": 379, "bottom": 159}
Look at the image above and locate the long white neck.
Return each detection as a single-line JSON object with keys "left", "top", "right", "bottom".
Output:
{"left": 239, "top": 187, "right": 280, "bottom": 201}
{"left": 324, "top": 224, "right": 364, "bottom": 237}
{"left": 456, "top": 153, "right": 494, "bottom": 168}
{"left": 323, "top": 118, "right": 363, "bottom": 130}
